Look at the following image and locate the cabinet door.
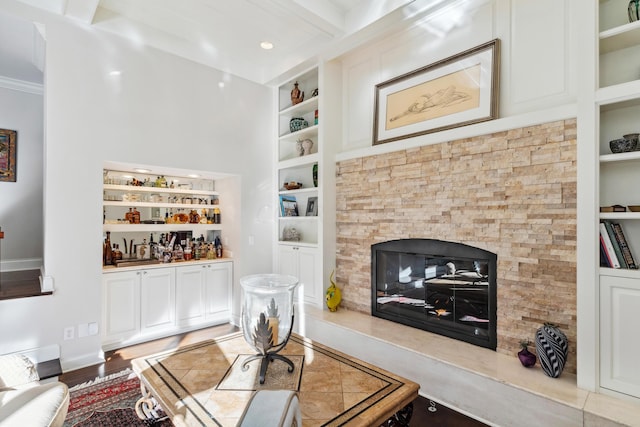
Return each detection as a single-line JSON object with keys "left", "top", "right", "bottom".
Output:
{"left": 277, "top": 245, "right": 298, "bottom": 277}
{"left": 278, "top": 245, "right": 300, "bottom": 300}
{"left": 277, "top": 245, "right": 319, "bottom": 305}
{"left": 102, "top": 271, "right": 140, "bottom": 342}
{"left": 204, "top": 262, "right": 232, "bottom": 319}
{"left": 297, "top": 246, "right": 319, "bottom": 305}
{"left": 140, "top": 268, "right": 176, "bottom": 334}
{"left": 600, "top": 274, "right": 640, "bottom": 398}
{"left": 175, "top": 264, "right": 206, "bottom": 326}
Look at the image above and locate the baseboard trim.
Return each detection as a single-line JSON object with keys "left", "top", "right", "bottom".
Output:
{"left": 0, "top": 258, "right": 43, "bottom": 272}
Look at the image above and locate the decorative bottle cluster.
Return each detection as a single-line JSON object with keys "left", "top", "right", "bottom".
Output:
{"left": 103, "top": 231, "right": 224, "bottom": 266}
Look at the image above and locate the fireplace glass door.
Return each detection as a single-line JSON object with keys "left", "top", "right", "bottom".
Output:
{"left": 372, "top": 239, "right": 496, "bottom": 349}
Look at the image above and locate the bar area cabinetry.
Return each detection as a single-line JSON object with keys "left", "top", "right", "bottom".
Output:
{"left": 102, "top": 261, "right": 231, "bottom": 350}
{"left": 101, "top": 165, "right": 233, "bottom": 350}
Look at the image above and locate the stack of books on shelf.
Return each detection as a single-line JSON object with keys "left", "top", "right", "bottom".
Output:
{"left": 599, "top": 221, "right": 638, "bottom": 269}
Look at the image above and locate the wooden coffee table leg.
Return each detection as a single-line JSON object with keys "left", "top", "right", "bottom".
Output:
{"left": 135, "top": 381, "right": 158, "bottom": 421}
{"left": 381, "top": 402, "right": 414, "bottom": 427}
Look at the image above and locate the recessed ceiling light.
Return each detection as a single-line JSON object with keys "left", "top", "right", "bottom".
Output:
{"left": 134, "top": 168, "right": 151, "bottom": 173}
{"left": 188, "top": 174, "right": 200, "bottom": 178}
{"left": 109, "top": 70, "right": 122, "bottom": 76}
{"left": 260, "top": 41, "right": 274, "bottom": 50}
{"left": 218, "top": 82, "right": 225, "bottom": 88}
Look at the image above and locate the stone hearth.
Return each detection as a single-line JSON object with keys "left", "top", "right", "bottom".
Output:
{"left": 335, "top": 119, "right": 577, "bottom": 373}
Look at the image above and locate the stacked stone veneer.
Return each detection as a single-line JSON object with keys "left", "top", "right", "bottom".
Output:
{"left": 335, "top": 119, "right": 577, "bottom": 373}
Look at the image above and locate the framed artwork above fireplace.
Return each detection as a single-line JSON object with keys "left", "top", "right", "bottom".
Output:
{"left": 373, "top": 39, "right": 500, "bottom": 145}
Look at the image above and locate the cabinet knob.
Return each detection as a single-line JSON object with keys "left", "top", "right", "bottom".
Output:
{"left": 136, "top": 272, "right": 141, "bottom": 276}
{"left": 143, "top": 271, "right": 148, "bottom": 275}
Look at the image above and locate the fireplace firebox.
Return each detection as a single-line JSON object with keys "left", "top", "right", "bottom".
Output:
{"left": 371, "top": 239, "right": 497, "bottom": 350}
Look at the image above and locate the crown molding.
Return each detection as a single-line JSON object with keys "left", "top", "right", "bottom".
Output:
{"left": 0, "top": 76, "right": 43, "bottom": 95}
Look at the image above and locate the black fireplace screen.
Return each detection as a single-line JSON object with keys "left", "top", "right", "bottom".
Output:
{"left": 371, "top": 239, "right": 497, "bottom": 350}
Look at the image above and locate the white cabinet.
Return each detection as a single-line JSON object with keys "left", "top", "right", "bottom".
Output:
{"left": 278, "top": 244, "right": 319, "bottom": 305}
{"left": 102, "top": 261, "right": 232, "bottom": 350}
{"left": 175, "top": 264, "right": 207, "bottom": 326}
{"left": 175, "top": 261, "right": 232, "bottom": 327}
{"left": 140, "top": 268, "right": 176, "bottom": 334}
{"left": 600, "top": 273, "right": 640, "bottom": 397}
{"left": 204, "top": 262, "right": 232, "bottom": 320}
{"left": 102, "top": 270, "right": 141, "bottom": 343}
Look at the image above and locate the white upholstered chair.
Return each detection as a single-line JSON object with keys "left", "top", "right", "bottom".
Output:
{"left": 238, "top": 390, "right": 301, "bottom": 427}
{"left": 0, "top": 354, "right": 69, "bottom": 427}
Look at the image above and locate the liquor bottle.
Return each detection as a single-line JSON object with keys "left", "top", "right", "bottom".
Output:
{"left": 132, "top": 207, "right": 141, "bottom": 224}
{"left": 104, "top": 231, "right": 113, "bottom": 266}
{"left": 213, "top": 207, "right": 221, "bottom": 224}
{"left": 125, "top": 208, "right": 133, "bottom": 223}
{"left": 215, "top": 236, "right": 223, "bottom": 258}
{"left": 113, "top": 244, "right": 123, "bottom": 262}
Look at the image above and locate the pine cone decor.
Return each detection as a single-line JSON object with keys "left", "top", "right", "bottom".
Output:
{"left": 535, "top": 323, "right": 568, "bottom": 378}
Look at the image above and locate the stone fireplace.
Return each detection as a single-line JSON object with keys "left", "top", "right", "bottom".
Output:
{"left": 335, "top": 119, "right": 577, "bottom": 373}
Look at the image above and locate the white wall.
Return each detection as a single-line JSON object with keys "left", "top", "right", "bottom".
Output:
{"left": 0, "top": 86, "right": 43, "bottom": 270}
{"left": 336, "top": 0, "right": 576, "bottom": 157}
{"left": 0, "top": 1, "right": 274, "bottom": 369}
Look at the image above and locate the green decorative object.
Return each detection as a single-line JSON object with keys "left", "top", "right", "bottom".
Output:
{"left": 312, "top": 164, "right": 318, "bottom": 187}
{"left": 629, "top": 0, "right": 639, "bottom": 22}
{"left": 325, "top": 270, "right": 342, "bottom": 312}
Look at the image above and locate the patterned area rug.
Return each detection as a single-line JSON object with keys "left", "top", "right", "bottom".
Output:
{"left": 63, "top": 369, "right": 173, "bottom": 427}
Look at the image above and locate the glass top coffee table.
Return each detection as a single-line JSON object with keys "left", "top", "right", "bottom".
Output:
{"left": 132, "top": 332, "right": 419, "bottom": 426}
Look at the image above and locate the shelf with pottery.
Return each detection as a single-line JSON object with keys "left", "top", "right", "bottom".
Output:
{"left": 599, "top": 18, "right": 640, "bottom": 53}
{"left": 278, "top": 138, "right": 319, "bottom": 166}
{"left": 279, "top": 95, "right": 318, "bottom": 116}
{"left": 598, "top": 0, "right": 640, "bottom": 88}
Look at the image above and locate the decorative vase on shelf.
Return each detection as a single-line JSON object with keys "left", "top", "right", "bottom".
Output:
{"left": 291, "top": 81, "right": 304, "bottom": 106}
{"left": 629, "top": 0, "right": 639, "bottom": 22}
{"left": 312, "top": 164, "right": 318, "bottom": 187}
{"left": 535, "top": 323, "right": 568, "bottom": 378}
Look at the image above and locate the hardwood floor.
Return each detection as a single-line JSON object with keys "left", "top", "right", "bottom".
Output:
{"left": 59, "top": 325, "right": 486, "bottom": 426}
{"left": 0, "top": 269, "right": 50, "bottom": 300}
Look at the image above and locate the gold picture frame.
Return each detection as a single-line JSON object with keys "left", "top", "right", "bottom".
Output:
{"left": 373, "top": 39, "right": 500, "bottom": 145}
{"left": 0, "top": 129, "right": 17, "bottom": 182}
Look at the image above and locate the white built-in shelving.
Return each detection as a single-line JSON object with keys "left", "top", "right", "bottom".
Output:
{"left": 593, "top": 0, "right": 640, "bottom": 400}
